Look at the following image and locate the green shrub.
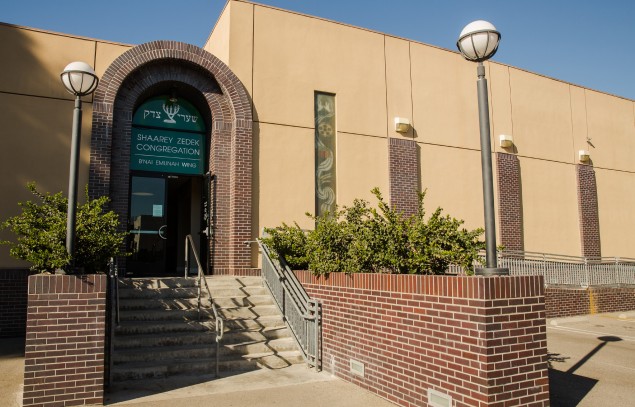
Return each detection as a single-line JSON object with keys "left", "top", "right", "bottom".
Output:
{"left": 261, "top": 187, "right": 484, "bottom": 275}
{"left": 261, "top": 222, "right": 309, "bottom": 270}
{"left": 1, "top": 182, "right": 126, "bottom": 274}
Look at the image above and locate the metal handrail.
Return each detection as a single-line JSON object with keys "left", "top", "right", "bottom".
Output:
{"left": 185, "top": 234, "right": 224, "bottom": 377}
{"left": 255, "top": 240, "right": 321, "bottom": 371}
{"left": 109, "top": 257, "right": 120, "bottom": 326}
{"left": 498, "top": 250, "right": 635, "bottom": 265}
{"left": 448, "top": 250, "right": 635, "bottom": 287}
{"left": 107, "top": 257, "right": 119, "bottom": 386}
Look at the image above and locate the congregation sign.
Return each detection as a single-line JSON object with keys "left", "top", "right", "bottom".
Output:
{"left": 130, "top": 96, "right": 206, "bottom": 175}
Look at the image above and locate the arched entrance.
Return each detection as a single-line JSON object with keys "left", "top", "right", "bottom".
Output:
{"left": 89, "top": 41, "right": 253, "bottom": 275}
{"left": 126, "top": 95, "right": 207, "bottom": 276}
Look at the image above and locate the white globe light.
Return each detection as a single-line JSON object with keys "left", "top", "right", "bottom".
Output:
{"left": 457, "top": 20, "right": 501, "bottom": 62}
{"left": 60, "top": 61, "right": 99, "bottom": 96}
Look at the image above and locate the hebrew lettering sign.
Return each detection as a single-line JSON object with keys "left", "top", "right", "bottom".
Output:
{"left": 131, "top": 96, "right": 206, "bottom": 175}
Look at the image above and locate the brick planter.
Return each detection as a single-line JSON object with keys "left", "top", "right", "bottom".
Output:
{"left": 23, "top": 274, "right": 107, "bottom": 407}
{"left": 296, "top": 272, "right": 550, "bottom": 407}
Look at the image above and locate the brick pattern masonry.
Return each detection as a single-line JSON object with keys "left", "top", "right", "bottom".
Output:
{"left": 546, "top": 287, "right": 635, "bottom": 318}
{"left": 496, "top": 153, "right": 523, "bottom": 251}
{"left": 0, "top": 269, "right": 32, "bottom": 337}
{"left": 23, "top": 275, "right": 107, "bottom": 407}
{"left": 388, "top": 137, "right": 419, "bottom": 217}
{"left": 296, "top": 272, "right": 550, "bottom": 407}
{"left": 576, "top": 164, "right": 601, "bottom": 258}
{"left": 89, "top": 41, "right": 254, "bottom": 274}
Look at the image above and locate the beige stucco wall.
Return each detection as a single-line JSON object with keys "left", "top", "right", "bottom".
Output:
{"left": 596, "top": 168, "right": 635, "bottom": 257}
{"left": 419, "top": 145, "right": 485, "bottom": 232}
{"left": 411, "top": 42, "right": 483, "bottom": 151}
{"left": 211, "top": 0, "right": 635, "bottom": 260}
{"left": 0, "top": 23, "right": 130, "bottom": 267}
{"left": 519, "top": 159, "right": 580, "bottom": 256}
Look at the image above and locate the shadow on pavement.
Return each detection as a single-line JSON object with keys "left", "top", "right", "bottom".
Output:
{"left": 548, "top": 335, "right": 623, "bottom": 406}
{"left": 548, "top": 369, "right": 597, "bottom": 407}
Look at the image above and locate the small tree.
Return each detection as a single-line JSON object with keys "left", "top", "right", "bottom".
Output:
{"left": 1, "top": 182, "right": 126, "bottom": 274}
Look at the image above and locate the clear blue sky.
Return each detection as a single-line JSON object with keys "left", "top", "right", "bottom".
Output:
{"left": 3, "top": 0, "right": 634, "bottom": 101}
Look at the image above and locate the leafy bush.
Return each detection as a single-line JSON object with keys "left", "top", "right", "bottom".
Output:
{"left": 261, "top": 222, "right": 309, "bottom": 270}
{"left": 1, "top": 182, "right": 126, "bottom": 274}
{"left": 262, "top": 188, "right": 484, "bottom": 275}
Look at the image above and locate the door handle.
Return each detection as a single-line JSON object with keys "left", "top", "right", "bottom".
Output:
{"left": 158, "top": 225, "right": 168, "bottom": 240}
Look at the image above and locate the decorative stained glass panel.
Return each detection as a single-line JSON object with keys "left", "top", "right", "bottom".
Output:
{"left": 315, "top": 92, "right": 336, "bottom": 217}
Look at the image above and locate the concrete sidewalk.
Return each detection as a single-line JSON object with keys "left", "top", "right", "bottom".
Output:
{"left": 0, "top": 336, "right": 393, "bottom": 407}
{"left": 0, "top": 337, "right": 24, "bottom": 407}
{"left": 105, "top": 364, "right": 394, "bottom": 407}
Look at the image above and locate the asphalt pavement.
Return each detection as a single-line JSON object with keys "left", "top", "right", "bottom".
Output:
{"left": 547, "top": 311, "right": 635, "bottom": 406}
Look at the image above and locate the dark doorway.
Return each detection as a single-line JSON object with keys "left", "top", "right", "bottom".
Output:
{"left": 127, "top": 174, "right": 204, "bottom": 276}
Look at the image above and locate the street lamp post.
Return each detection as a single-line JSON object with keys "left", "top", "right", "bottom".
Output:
{"left": 457, "top": 21, "right": 509, "bottom": 276}
{"left": 60, "top": 62, "right": 99, "bottom": 266}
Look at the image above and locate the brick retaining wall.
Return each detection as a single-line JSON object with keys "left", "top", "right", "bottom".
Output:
{"left": 296, "top": 272, "right": 550, "bottom": 407}
{"left": 23, "top": 274, "right": 107, "bottom": 407}
{"left": 0, "top": 269, "right": 32, "bottom": 337}
{"left": 546, "top": 286, "right": 635, "bottom": 318}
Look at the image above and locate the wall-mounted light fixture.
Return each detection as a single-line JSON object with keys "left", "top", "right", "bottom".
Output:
{"left": 579, "top": 150, "right": 590, "bottom": 162}
{"left": 499, "top": 134, "right": 513, "bottom": 148}
{"left": 394, "top": 117, "right": 411, "bottom": 133}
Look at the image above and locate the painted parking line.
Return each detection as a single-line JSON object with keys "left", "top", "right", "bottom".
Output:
{"left": 547, "top": 325, "right": 635, "bottom": 341}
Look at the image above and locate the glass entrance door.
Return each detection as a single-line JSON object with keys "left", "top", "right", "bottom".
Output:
{"left": 128, "top": 176, "right": 167, "bottom": 275}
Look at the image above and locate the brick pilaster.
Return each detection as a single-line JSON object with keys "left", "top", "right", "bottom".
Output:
{"left": 496, "top": 152, "right": 524, "bottom": 251}
{"left": 388, "top": 138, "right": 419, "bottom": 217}
{"left": 576, "top": 164, "right": 601, "bottom": 258}
{"left": 23, "top": 274, "right": 107, "bottom": 407}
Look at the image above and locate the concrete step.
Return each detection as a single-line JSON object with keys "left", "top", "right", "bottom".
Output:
{"left": 118, "top": 308, "right": 215, "bottom": 322}
{"left": 209, "top": 294, "right": 274, "bottom": 308}
{"left": 112, "top": 358, "right": 217, "bottom": 381}
{"left": 221, "top": 326, "right": 291, "bottom": 344}
{"left": 114, "top": 330, "right": 218, "bottom": 349}
{"left": 207, "top": 286, "right": 268, "bottom": 298}
{"left": 119, "top": 277, "right": 198, "bottom": 289}
{"left": 223, "top": 337, "right": 298, "bottom": 356}
{"left": 219, "top": 304, "right": 280, "bottom": 319}
{"left": 118, "top": 287, "right": 198, "bottom": 300}
{"left": 241, "top": 350, "right": 305, "bottom": 370}
{"left": 118, "top": 294, "right": 274, "bottom": 311}
{"left": 119, "top": 297, "right": 203, "bottom": 311}
{"left": 204, "top": 276, "right": 263, "bottom": 288}
{"left": 115, "top": 319, "right": 215, "bottom": 335}
{"left": 111, "top": 275, "right": 303, "bottom": 382}
{"left": 111, "top": 350, "right": 304, "bottom": 381}
{"left": 113, "top": 337, "right": 297, "bottom": 364}
{"left": 112, "top": 325, "right": 290, "bottom": 349}
{"left": 113, "top": 343, "right": 217, "bottom": 364}
{"left": 223, "top": 314, "right": 284, "bottom": 330}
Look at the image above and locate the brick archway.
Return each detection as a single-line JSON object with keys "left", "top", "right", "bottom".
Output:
{"left": 89, "top": 41, "right": 253, "bottom": 273}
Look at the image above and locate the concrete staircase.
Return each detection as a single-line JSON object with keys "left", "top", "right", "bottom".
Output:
{"left": 111, "top": 275, "right": 304, "bottom": 381}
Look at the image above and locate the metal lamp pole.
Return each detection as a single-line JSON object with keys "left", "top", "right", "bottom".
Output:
{"left": 60, "top": 62, "right": 99, "bottom": 266}
{"left": 66, "top": 95, "right": 83, "bottom": 258}
{"left": 457, "top": 21, "right": 509, "bottom": 276}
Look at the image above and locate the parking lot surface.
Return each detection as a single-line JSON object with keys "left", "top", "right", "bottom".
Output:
{"left": 547, "top": 311, "right": 635, "bottom": 406}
